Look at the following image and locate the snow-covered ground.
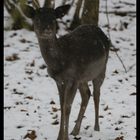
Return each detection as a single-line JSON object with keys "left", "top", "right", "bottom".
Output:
{"left": 4, "top": 0, "right": 136, "bottom": 140}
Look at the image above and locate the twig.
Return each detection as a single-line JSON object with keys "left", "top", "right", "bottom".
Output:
{"left": 119, "top": 1, "right": 135, "bottom": 6}
{"left": 105, "top": 0, "right": 127, "bottom": 73}
{"left": 100, "top": 10, "right": 136, "bottom": 16}
{"left": 32, "top": 0, "right": 40, "bottom": 9}
{"left": 105, "top": 0, "right": 110, "bottom": 39}
{"left": 127, "top": 64, "right": 136, "bottom": 72}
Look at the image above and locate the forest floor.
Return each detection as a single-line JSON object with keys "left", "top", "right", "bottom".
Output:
{"left": 4, "top": 0, "right": 136, "bottom": 140}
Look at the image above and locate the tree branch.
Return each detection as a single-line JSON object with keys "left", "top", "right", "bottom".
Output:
{"left": 100, "top": 10, "right": 136, "bottom": 16}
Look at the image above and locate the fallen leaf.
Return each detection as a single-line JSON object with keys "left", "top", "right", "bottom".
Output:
{"left": 118, "top": 79, "right": 123, "bottom": 83}
{"left": 24, "top": 96, "right": 33, "bottom": 100}
{"left": 52, "top": 107, "right": 60, "bottom": 112}
{"left": 115, "top": 136, "right": 124, "bottom": 140}
{"left": 52, "top": 120, "right": 59, "bottom": 125}
{"left": 50, "top": 100, "right": 56, "bottom": 105}
{"left": 4, "top": 44, "right": 10, "bottom": 47}
{"left": 84, "top": 125, "right": 90, "bottom": 130}
{"left": 12, "top": 89, "right": 24, "bottom": 95}
{"left": 113, "top": 70, "right": 119, "bottom": 74}
{"left": 17, "top": 125, "right": 24, "bottom": 129}
{"left": 121, "top": 115, "right": 130, "bottom": 118}
{"left": 24, "top": 130, "right": 37, "bottom": 140}
{"left": 39, "top": 64, "right": 47, "bottom": 69}
{"left": 104, "top": 105, "right": 109, "bottom": 111}
{"left": 110, "top": 47, "right": 120, "bottom": 52}
{"left": 130, "top": 92, "right": 136, "bottom": 96}
{"left": 4, "top": 106, "right": 12, "bottom": 110}
{"left": 21, "top": 39, "right": 26, "bottom": 43}
{"left": 52, "top": 114, "right": 58, "bottom": 119}
{"left": 20, "top": 109, "right": 28, "bottom": 112}
{"left": 15, "top": 102, "right": 23, "bottom": 105}
{"left": 28, "top": 77, "right": 33, "bottom": 80}
{"left": 5, "top": 54, "right": 20, "bottom": 61}
{"left": 118, "top": 120, "right": 124, "bottom": 124}
{"left": 26, "top": 113, "right": 29, "bottom": 116}
{"left": 74, "top": 136, "right": 81, "bottom": 140}
{"left": 115, "top": 127, "right": 122, "bottom": 131}
{"left": 30, "top": 60, "right": 35, "bottom": 67}
{"left": 25, "top": 70, "right": 33, "bottom": 75}
{"left": 10, "top": 32, "right": 17, "bottom": 37}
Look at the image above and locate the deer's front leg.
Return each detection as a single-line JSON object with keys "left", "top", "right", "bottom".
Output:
{"left": 71, "top": 82, "right": 91, "bottom": 136}
{"left": 56, "top": 81, "right": 78, "bottom": 140}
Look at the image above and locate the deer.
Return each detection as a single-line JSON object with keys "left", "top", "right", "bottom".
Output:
{"left": 21, "top": 3, "right": 110, "bottom": 140}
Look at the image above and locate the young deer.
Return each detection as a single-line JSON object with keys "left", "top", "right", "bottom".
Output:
{"left": 22, "top": 4, "right": 110, "bottom": 140}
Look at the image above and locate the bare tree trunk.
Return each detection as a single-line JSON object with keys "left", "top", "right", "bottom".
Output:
{"left": 4, "top": 0, "right": 41, "bottom": 30}
{"left": 44, "top": 0, "right": 55, "bottom": 8}
{"left": 70, "top": 0, "right": 83, "bottom": 30}
{"left": 70, "top": 0, "right": 99, "bottom": 29}
{"left": 81, "top": 0, "right": 99, "bottom": 26}
{"left": 62, "top": 0, "right": 68, "bottom": 5}
{"left": 4, "top": 0, "right": 34, "bottom": 30}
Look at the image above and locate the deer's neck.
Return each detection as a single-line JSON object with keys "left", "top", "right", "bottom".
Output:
{"left": 38, "top": 36, "right": 57, "bottom": 49}
{"left": 37, "top": 36, "right": 63, "bottom": 78}
{"left": 37, "top": 36, "right": 59, "bottom": 64}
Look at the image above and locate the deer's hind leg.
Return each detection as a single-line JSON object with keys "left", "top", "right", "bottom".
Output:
{"left": 92, "top": 71, "right": 105, "bottom": 131}
{"left": 71, "top": 82, "right": 91, "bottom": 136}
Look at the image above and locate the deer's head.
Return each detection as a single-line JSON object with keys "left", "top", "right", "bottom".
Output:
{"left": 21, "top": 4, "right": 70, "bottom": 39}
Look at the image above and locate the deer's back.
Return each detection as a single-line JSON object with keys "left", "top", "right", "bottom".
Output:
{"left": 58, "top": 25, "right": 110, "bottom": 58}
{"left": 50, "top": 25, "right": 110, "bottom": 82}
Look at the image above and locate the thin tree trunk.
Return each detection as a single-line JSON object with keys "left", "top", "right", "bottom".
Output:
{"left": 81, "top": 0, "right": 99, "bottom": 26}
{"left": 4, "top": 0, "right": 33, "bottom": 30}
{"left": 70, "top": 0, "right": 83, "bottom": 30}
{"left": 44, "top": 0, "right": 55, "bottom": 8}
{"left": 62, "top": 0, "right": 68, "bottom": 5}
{"left": 70, "top": 0, "right": 99, "bottom": 29}
{"left": 4, "top": 0, "right": 41, "bottom": 30}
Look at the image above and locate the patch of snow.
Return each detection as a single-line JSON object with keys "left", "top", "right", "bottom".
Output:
{"left": 4, "top": 0, "right": 136, "bottom": 140}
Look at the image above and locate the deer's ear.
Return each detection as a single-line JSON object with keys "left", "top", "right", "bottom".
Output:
{"left": 55, "top": 5, "right": 70, "bottom": 18}
{"left": 21, "top": 5, "right": 35, "bottom": 18}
